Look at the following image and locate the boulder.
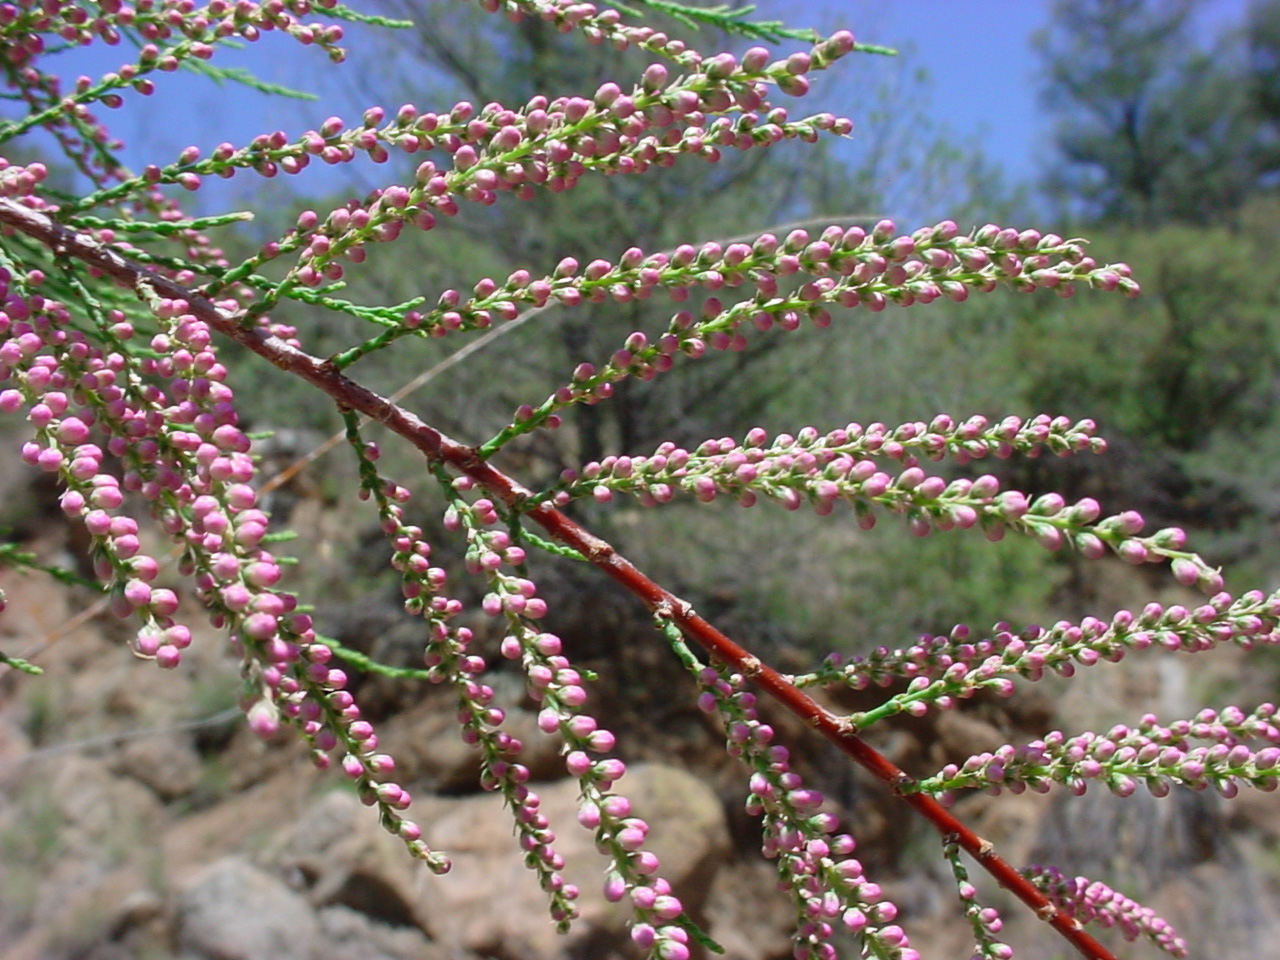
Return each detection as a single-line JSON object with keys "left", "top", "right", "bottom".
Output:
{"left": 272, "top": 790, "right": 425, "bottom": 931}
{"left": 114, "top": 733, "right": 203, "bottom": 801}
{"left": 413, "top": 762, "right": 731, "bottom": 960}
{"left": 176, "top": 856, "right": 320, "bottom": 960}
{"left": 315, "top": 905, "right": 453, "bottom": 960}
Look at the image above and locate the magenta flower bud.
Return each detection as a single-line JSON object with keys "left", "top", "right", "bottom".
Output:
{"left": 842, "top": 907, "right": 867, "bottom": 932}
{"left": 1110, "top": 775, "right": 1137, "bottom": 797}
{"left": 55, "top": 417, "right": 89, "bottom": 443}
{"left": 224, "top": 483, "right": 256, "bottom": 510}
{"left": 919, "top": 476, "right": 947, "bottom": 499}
{"left": 618, "top": 884, "right": 651, "bottom": 911}
{"left": 112, "top": 534, "right": 140, "bottom": 558}
{"left": 135, "top": 631, "right": 161, "bottom": 656}
{"left": 586, "top": 730, "right": 616, "bottom": 752}
{"left": 593, "top": 82, "right": 621, "bottom": 107}
{"left": 566, "top": 751, "right": 592, "bottom": 777}
{"left": 36, "top": 447, "right": 62, "bottom": 471}
{"left": 1031, "top": 492, "right": 1065, "bottom": 516}
{"left": 577, "top": 802, "right": 601, "bottom": 829}
{"left": 146, "top": 589, "right": 178, "bottom": 617}
{"left": 212, "top": 552, "right": 240, "bottom": 580}
{"left": 651, "top": 894, "right": 683, "bottom": 920}
{"left": 165, "top": 625, "right": 192, "bottom": 650}
{"left": 155, "top": 645, "right": 181, "bottom": 669}
{"left": 376, "top": 782, "right": 409, "bottom": 807}
{"left": 1117, "top": 540, "right": 1148, "bottom": 564}
{"left": 868, "top": 219, "right": 896, "bottom": 244}
{"left": 1114, "top": 510, "right": 1144, "bottom": 535}
{"left": 704, "top": 52, "right": 737, "bottom": 80}
{"left": 1033, "top": 525, "right": 1063, "bottom": 551}
{"left": 631, "top": 923, "right": 657, "bottom": 949}
{"left": 120, "top": 578, "right": 151, "bottom": 608}
{"left": 885, "top": 235, "right": 915, "bottom": 260}
{"left": 618, "top": 825, "right": 646, "bottom": 850}
{"left": 739, "top": 45, "right": 771, "bottom": 73}
{"left": 563, "top": 97, "right": 592, "bottom": 123}
{"left": 453, "top": 144, "right": 479, "bottom": 172}
{"left": 896, "top": 466, "right": 924, "bottom": 490}
{"left": 341, "top": 755, "right": 365, "bottom": 780}
{"left": 776, "top": 73, "right": 809, "bottom": 97}
{"left": 692, "top": 475, "right": 717, "bottom": 502}
{"left": 247, "top": 699, "right": 279, "bottom": 739}
{"left": 594, "top": 758, "right": 627, "bottom": 781}
{"left": 592, "top": 871, "right": 624, "bottom": 902}
{"left": 1070, "top": 497, "right": 1101, "bottom": 522}
{"left": 601, "top": 795, "right": 631, "bottom": 818}
{"left": 521, "top": 632, "right": 558, "bottom": 657}
{"left": 1072, "top": 532, "right": 1105, "bottom": 559}
{"left": 243, "top": 612, "right": 278, "bottom": 641}
{"left": 538, "top": 708, "right": 561, "bottom": 734}
{"left": 642, "top": 63, "right": 669, "bottom": 91}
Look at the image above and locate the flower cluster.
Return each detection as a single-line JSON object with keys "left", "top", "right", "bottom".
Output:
{"left": 0, "top": 0, "right": 343, "bottom": 61}
{"left": 476, "top": 222, "right": 1139, "bottom": 452}
{"left": 439, "top": 483, "right": 702, "bottom": 953}
{"left": 0, "top": 265, "right": 439, "bottom": 864}
{"left": 659, "top": 623, "right": 912, "bottom": 960}
{"left": 1025, "top": 866, "right": 1189, "bottom": 958}
{"left": 561, "top": 414, "right": 1107, "bottom": 489}
{"left": 543, "top": 419, "right": 1222, "bottom": 595}
{"left": 345, "top": 428, "right": 588, "bottom": 917}
{"left": 1, "top": 0, "right": 349, "bottom": 197}
{"left": 69, "top": 28, "right": 859, "bottom": 324}
{"left": 551, "top": 413, "right": 1104, "bottom": 505}
{"left": 944, "top": 841, "right": 1012, "bottom": 960}
{"left": 472, "top": 0, "right": 861, "bottom": 82}
{"left": 914, "top": 702, "right": 1280, "bottom": 804}
{"left": 786, "top": 588, "right": 1276, "bottom": 731}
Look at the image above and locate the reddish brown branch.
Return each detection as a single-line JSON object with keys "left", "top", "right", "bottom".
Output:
{"left": 0, "top": 198, "right": 1117, "bottom": 960}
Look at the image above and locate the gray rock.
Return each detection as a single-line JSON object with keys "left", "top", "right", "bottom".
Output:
{"left": 177, "top": 856, "right": 320, "bottom": 960}
{"left": 271, "top": 790, "right": 425, "bottom": 932}
{"left": 315, "top": 905, "right": 452, "bottom": 960}
{"left": 115, "top": 733, "right": 203, "bottom": 800}
{"left": 414, "top": 762, "right": 731, "bottom": 960}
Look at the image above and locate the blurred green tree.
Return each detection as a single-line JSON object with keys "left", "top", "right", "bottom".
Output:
{"left": 1035, "top": 0, "right": 1270, "bottom": 225}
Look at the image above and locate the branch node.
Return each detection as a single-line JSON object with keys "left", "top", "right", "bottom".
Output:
{"left": 890, "top": 771, "right": 918, "bottom": 795}
{"left": 739, "top": 655, "right": 762, "bottom": 677}
{"left": 135, "top": 276, "right": 160, "bottom": 309}
{"left": 578, "top": 533, "right": 614, "bottom": 562}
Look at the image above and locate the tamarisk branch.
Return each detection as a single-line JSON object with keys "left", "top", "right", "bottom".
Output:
{"left": 0, "top": 196, "right": 1117, "bottom": 960}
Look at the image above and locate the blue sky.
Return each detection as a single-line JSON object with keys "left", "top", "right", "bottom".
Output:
{"left": 22, "top": 1, "right": 1254, "bottom": 218}
{"left": 816, "top": 0, "right": 1250, "bottom": 190}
